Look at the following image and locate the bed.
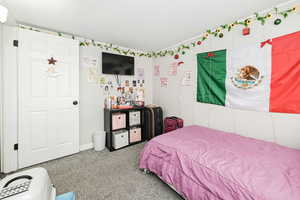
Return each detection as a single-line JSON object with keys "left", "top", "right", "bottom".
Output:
{"left": 139, "top": 125, "right": 300, "bottom": 200}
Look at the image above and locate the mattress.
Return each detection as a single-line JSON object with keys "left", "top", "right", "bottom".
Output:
{"left": 139, "top": 125, "right": 300, "bottom": 200}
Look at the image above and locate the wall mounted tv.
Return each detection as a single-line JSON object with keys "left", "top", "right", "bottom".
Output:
{"left": 102, "top": 52, "right": 135, "bottom": 75}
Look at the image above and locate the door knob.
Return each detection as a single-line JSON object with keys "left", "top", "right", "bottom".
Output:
{"left": 73, "top": 100, "right": 78, "bottom": 105}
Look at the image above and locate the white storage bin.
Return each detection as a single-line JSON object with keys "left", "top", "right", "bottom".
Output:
{"left": 112, "top": 130, "right": 129, "bottom": 149}
{"left": 129, "top": 111, "right": 141, "bottom": 126}
{"left": 112, "top": 113, "right": 126, "bottom": 130}
{"left": 130, "top": 127, "right": 142, "bottom": 143}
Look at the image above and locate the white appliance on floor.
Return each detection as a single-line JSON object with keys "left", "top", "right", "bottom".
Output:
{"left": 0, "top": 168, "right": 56, "bottom": 200}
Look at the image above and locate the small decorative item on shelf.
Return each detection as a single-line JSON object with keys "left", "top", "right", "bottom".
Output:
{"left": 111, "top": 105, "right": 118, "bottom": 109}
{"left": 118, "top": 105, "right": 134, "bottom": 109}
{"left": 135, "top": 101, "right": 144, "bottom": 107}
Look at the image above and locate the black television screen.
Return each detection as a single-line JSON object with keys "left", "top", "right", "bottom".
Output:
{"left": 102, "top": 52, "right": 134, "bottom": 75}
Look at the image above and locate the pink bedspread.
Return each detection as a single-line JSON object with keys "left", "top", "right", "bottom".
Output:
{"left": 139, "top": 125, "right": 300, "bottom": 200}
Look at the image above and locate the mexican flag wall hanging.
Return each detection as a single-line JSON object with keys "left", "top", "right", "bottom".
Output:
{"left": 197, "top": 31, "right": 300, "bottom": 114}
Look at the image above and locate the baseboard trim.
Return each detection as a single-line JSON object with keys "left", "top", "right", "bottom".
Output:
{"left": 79, "top": 143, "right": 94, "bottom": 151}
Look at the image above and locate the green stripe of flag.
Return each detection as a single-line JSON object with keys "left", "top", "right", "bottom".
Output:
{"left": 197, "top": 49, "right": 227, "bottom": 106}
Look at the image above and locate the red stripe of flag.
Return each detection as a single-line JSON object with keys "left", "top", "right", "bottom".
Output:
{"left": 270, "top": 31, "right": 300, "bottom": 114}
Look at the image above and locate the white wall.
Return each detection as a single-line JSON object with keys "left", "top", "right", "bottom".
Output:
{"left": 153, "top": 3, "right": 300, "bottom": 149}
{"left": 1, "top": 25, "right": 153, "bottom": 172}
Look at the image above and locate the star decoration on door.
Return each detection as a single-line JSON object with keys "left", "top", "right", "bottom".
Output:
{"left": 46, "top": 57, "right": 61, "bottom": 77}
{"left": 48, "top": 57, "right": 57, "bottom": 65}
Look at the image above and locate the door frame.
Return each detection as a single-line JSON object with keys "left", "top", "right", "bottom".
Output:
{"left": 0, "top": 23, "right": 4, "bottom": 172}
{"left": 1, "top": 25, "right": 19, "bottom": 173}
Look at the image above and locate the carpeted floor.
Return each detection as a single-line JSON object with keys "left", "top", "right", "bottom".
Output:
{"left": 27, "top": 143, "right": 182, "bottom": 200}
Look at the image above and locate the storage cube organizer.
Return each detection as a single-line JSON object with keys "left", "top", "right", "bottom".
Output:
{"left": 112, "top": 130, "right": 129, "bottom": 149}
{"left": 129, "top": 111, "right": 140, "bottom": 126}
{"left": 112, "top": 113, "right": 126, "bottom": 130}
{"left": 130, "top": 127, "right": 142, "bottom": 143}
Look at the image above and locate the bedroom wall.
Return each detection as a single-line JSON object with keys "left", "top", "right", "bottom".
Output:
{"left": 153, "top": 2, "right": 300, "bottom": 149}
{"left": 79, "top": 46, "right": 153, "bottom": 150}
{"left": 1, "top": 25, "right": 153, "bottom": 172}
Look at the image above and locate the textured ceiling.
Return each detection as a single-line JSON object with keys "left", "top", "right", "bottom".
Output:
{"left": 1, "top": 0, "right": 290, "bottom": 51}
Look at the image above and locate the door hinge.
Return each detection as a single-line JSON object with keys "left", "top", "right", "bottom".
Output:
{"left": 14, "top": 143, "right": 18, "bottom": 151}
{"left": 13, "top": 40, "right": 18, "bottom": 47}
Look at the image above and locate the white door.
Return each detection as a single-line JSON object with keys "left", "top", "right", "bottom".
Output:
{"left": 18, "top": 29, "right": 79, "bottom": 168}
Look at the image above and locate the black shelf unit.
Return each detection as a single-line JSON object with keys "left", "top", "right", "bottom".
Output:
{"left": 104, "top": 107, "right": 146, "bottom": 152}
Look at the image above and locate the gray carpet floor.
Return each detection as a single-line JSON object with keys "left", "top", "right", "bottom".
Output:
{"left": 26, "top": 143, "right": 182, "bottom": 200}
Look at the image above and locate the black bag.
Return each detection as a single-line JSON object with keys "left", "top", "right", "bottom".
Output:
{"left": 144, "top": 106, "right": 163, "bottom": 140}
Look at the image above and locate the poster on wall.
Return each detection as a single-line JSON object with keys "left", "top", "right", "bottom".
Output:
{"left": 169, "top": 62, "right": 178, "bottom": 76}
{"left": 82, "top": 56, "right": 98, "bottom": 68}
{"left": 88, "top": 67, "right": 99, "bottom": 83}
{"left": 160, "top": 77, "right": 168, "bottom": 88}
{"left": 83, "top": 56, "right": 100, "bottom": 83}
{"left": 181, "top": 71, "right": 192, "bottom": 86}
{"left": 136, "top": 68, "right": 145, "bottom": 79}
{"left": 98, "top": 77, "right": 107, "bottom": 87}
{"left": 81, "top": 56, "right": 90, "bottom": 68}
{"left": 154, "top": 65, "right": 160, "bottom": 76}
{"left": 196, "top": 30, "right": 300, "bottom": 114}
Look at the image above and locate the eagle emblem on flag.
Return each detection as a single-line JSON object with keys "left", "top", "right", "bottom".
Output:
{"left": 231, "top": 65, "right": 263, "bottom": 89}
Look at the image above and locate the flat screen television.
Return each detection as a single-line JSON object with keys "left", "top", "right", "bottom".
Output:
{"left": 102, "top": 52, "right": 134, "bottom": 75}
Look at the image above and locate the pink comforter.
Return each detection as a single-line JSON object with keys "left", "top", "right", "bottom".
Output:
{"left": 139, "top": 125, "right": 300, "bottom": 200}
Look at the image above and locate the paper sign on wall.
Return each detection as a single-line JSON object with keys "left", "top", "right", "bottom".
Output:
{"left": 181, "top": 71, "right": 192, "bottom": 86}
{"left": 90, "top": 58, "right": 97, "bottom": 67}
{"left": 88, "top": 67, "right": 99, "bottom": 83}
{"left": 154, "top": 65, "right": 160, "bottom": 76}
{"left": 169, "top": 62, "right": 178, "bottom": 76}
{"left": 160, "top": 77, "right": 168, "bottom": 88}
{"left": 98, "top": 76, "right": 107, "bottom": 87}
{"left": 82, "top": 56, "right": 98, "bottom": 68}
{"left": 137, "top": 68, "right": 144, "bottom": 79}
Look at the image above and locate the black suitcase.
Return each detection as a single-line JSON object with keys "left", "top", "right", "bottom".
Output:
{"left": 144, "top": 106, "right": 163, "bottom": 140}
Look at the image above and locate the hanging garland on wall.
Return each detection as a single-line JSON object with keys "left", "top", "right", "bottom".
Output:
{"left": 20, "top": 5, "right": 298, "bottom": 59}
{"left": 19, "top": 25, "right": 150, "bottom": 57}
{"left": 156, "top": 5, "right": 299, "bottom": 60}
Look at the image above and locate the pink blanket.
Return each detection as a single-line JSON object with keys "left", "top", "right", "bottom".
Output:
{"left": 139, "top": 125, "right": 300, "bottom": 200}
